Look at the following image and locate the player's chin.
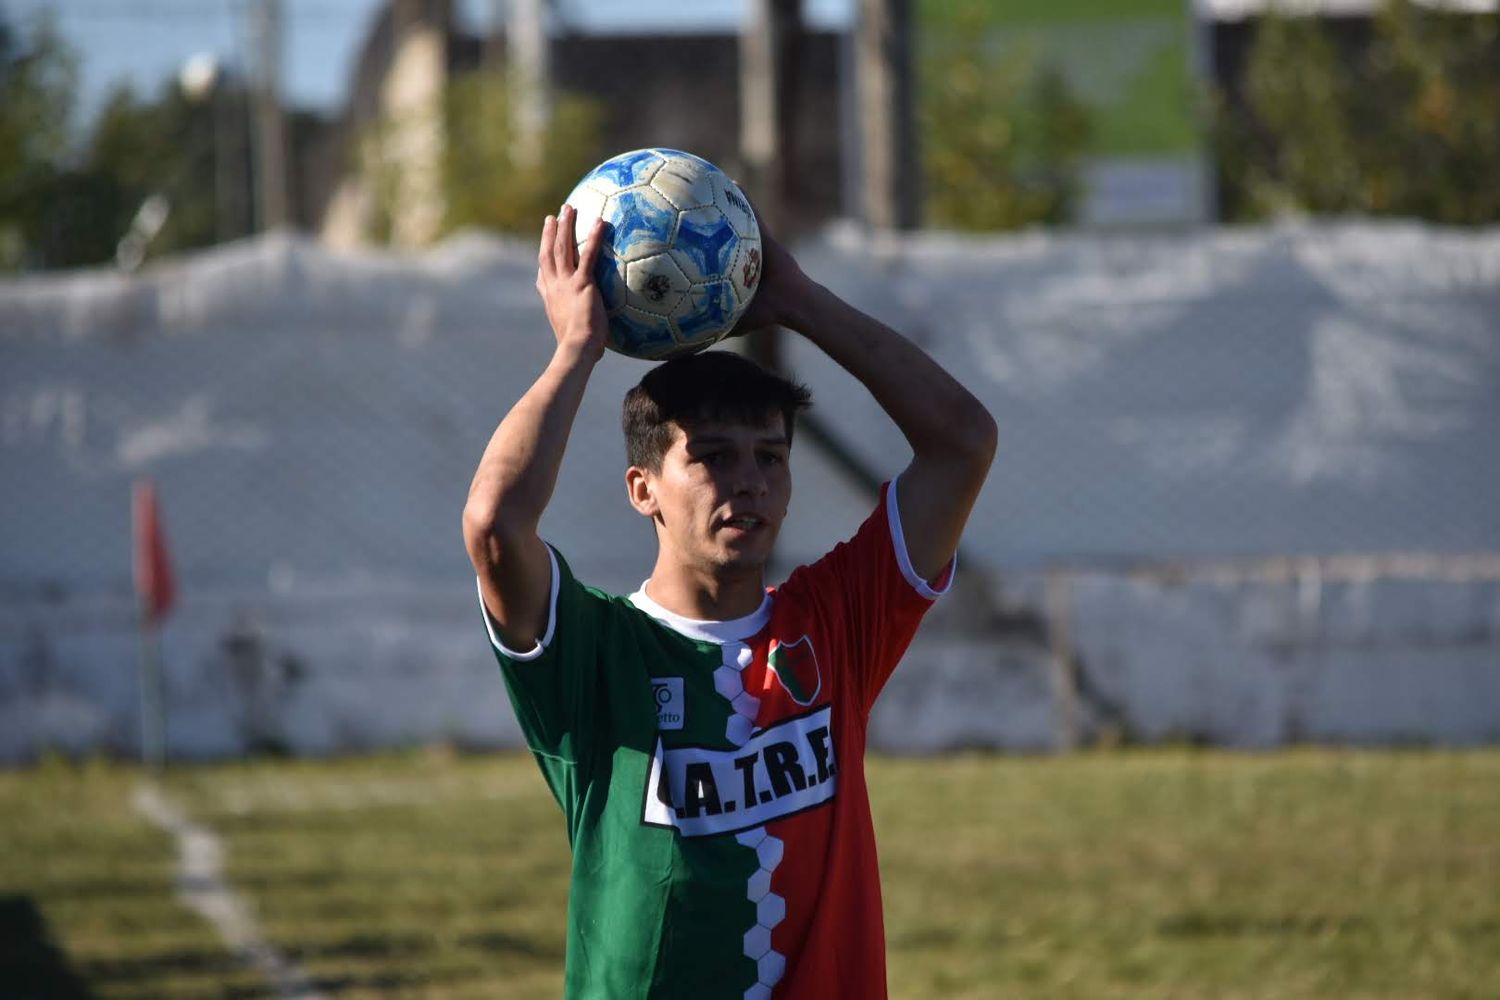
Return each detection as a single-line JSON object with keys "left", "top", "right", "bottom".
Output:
{"left": 714, "top": 529, "right": 778, "bottom": 568}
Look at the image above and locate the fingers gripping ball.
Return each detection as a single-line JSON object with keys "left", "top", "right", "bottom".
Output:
{"left": 564, "top": 149, "right": 762, "bottom": 360}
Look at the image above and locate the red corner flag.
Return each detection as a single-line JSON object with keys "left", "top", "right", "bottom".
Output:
{"left": 132, "top": 479, "right": 176, "bottom": 624}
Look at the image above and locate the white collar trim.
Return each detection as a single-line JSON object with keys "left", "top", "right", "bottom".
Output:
{"left": 628, "top": 582, "right": 771, "bottom": 644}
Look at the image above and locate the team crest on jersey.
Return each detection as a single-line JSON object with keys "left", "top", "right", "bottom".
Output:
{"left": 768, "top": 636, "right": 822, "bottom": 706}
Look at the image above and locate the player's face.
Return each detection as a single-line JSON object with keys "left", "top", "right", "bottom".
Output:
{"left": 638, "top": 413, "right": 792, "bottom": 577}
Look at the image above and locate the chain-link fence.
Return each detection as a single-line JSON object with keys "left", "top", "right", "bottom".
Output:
{"left": 2, "top": 222, "right": 1498, "bottom": 758}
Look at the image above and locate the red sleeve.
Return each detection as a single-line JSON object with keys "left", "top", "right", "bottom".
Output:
{"left": 777, "top": 477, "right": 955, "bottom": 714}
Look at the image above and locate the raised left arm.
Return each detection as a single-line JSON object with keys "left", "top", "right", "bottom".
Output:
{"left": 741, "top": 232, "right": 997, "bottom": 583}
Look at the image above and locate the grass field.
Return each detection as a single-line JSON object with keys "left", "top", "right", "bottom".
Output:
{"left": 3, "top": 749, "right": 1499, "bottom": 998}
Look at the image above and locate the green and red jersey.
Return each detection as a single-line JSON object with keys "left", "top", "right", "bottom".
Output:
{"left": 480, "top": 478, "right": 952, "bottom": 998}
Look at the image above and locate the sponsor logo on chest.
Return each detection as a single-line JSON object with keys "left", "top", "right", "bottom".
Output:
{"left": 642, "top": 705, "right": 838, "bottom": 838}
{"left": 651, "top": 676, "right": 684, "bottom": 730}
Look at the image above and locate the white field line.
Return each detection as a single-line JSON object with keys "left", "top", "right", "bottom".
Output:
{"left": 133, "top": 780, "right": 328, "bottom": 1000}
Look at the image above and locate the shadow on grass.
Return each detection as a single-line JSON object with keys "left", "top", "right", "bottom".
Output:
{"left": 1159, "top": 912, "right": 1373, "bottom": 938}
{"left": 282, "top": 929, "right": 560, "bottom": 962}
{"left": 77, "top": 948, "right": 253, "bottom": 984}
{"left": 19, "top": 876, "right": 177, "bottom": 902}
{"left": 283, "top": 932, "right": 433, "bottom": 960}
{"left": 304, "top": 970, "right": 450, "bottom": 993}
{"left": 459, "top": 930, "right": 561, "bottom": 959}
{"left": 294, "top": 936, "right": 561, "bottom": 995}
{"left": 0, "top": 895, "right": 95, "bottom": 999}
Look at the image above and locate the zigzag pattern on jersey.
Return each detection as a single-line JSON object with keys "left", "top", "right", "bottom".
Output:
{"left": 714, "top": 642, "right": 760, "bottom": 746}
{"left": 714, "top": 640, "right": 785, "bottom": 996}
{"left": 736, "top": 825, "right": 786, "bottom": 999}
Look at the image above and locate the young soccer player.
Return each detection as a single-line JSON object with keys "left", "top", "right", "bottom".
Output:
{"left": 462, "top": 203, "right": 996, "bottom": 998}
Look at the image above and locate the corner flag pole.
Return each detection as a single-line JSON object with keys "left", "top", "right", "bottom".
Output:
{"left": 137, "top": 608, "right": 166, "bottom": 771}
{"left": 133, "top": 480, "right": 176, "bottom": 771}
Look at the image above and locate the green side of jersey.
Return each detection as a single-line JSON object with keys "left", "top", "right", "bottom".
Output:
{"left": 493, "top": 551, "right": 762, "bottom": 998}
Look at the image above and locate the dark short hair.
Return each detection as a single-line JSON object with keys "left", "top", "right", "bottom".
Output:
{"left": 622, "top": 350, "right": 812, "bottom": 471}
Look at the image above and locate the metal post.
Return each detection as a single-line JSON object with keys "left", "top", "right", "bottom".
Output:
{"left": 740, "top": 0, "right": 802, "bottom": 235}
{"left": 250, "top": 0, "right": 289, "bottom": 230}
{"left": 1045, "top": 569, "right": 1080, "bottom": 751}
{"left": 855, "top": 0, "right": 919, "bottom": 230}
{"left": 1187, "top": 0, "right": 1219, "bottom": 222}
{"left": 138, "top": 618, "right": 166, "bottom": 770}
{"left": 509, "top": 0, "right": 553, "bottom": 169}
{"left": 213, "top": 78, "right": 237, "bottom": 241}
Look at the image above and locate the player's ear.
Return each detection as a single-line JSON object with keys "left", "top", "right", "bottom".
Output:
{"left": 625, "top": 466, "right": 659, "bottom": 518}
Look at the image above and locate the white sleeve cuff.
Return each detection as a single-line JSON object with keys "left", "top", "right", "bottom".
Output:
{"left": 477, "top": 544, "right": 560, "bottom": 661}
{"left": 887, "top": 474, "right": 957, "bottom": 601}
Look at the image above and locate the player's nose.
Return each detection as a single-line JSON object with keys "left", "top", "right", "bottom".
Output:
{"left": 729, "top": 454, "right": 769, "bottom": 497}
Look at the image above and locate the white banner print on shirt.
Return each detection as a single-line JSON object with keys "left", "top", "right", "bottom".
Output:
{"left": 642, "top": 706, "right": 838, "bottom": 838}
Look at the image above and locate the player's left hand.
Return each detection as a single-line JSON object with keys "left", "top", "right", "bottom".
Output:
{"left": 728, "top": 199, "right": 814, "bottom": 338}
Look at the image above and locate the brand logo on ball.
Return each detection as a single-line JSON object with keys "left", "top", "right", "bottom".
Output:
{"left": 768, "top": 636, "right": 821, "bottom": 706}
{"left": 743, "top": 248, "right": 761, "bottom": 290}
{"left": 651, "top": 676, "right": 684, "bottom": 730}
{"left": 723, "top": 186, "right": 752, "bottom": 218}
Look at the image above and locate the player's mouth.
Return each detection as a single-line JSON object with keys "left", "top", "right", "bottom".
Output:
{"left": 718, "top": 513, "right": 767, "bottom": 534}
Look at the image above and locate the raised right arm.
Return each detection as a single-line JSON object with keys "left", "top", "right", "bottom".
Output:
{"left": 462, "top": 206, "right": 607, "bottom": 650}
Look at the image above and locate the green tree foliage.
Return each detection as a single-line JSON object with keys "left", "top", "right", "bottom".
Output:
{"left": 1, "top": 11, "right": 259, "bottom": 271}
{"left": 66, "top": 80, "right": 257, "bottom": 268}
{"left": 922, "top": 9, "right": 1091, "bottom": 230}
{"left": 0, "top": 13, "right": 79, "bottom": 269}
{"left": 440, "top": 71, "right": 605, "bottom": 236}
{"left": 86, "top": 83, "right": 251, "bottom": 261}
{"left": 1220, "top": 0, "right": 1500, "bottom": 223}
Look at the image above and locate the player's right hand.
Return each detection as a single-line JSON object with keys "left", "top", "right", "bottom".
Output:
{"left": 727, "top": 199, "right": 813, "bottom": 338}
{"left": 536, "top": 205, "right": 608, "bottom": 362}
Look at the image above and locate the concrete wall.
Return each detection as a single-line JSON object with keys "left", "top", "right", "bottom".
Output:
{"left": 1058, "top": 559, "right": 1500, "bottom": 748}
{"left": 9, "top": 561, "right": 1493, "bottom": 761}
{"left": 0, "top": 586, "right": 515, "bottom": 762}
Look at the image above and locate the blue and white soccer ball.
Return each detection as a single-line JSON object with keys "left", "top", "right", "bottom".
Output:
{"left": 565, "top": 148, "right": 762, "bottom": 360}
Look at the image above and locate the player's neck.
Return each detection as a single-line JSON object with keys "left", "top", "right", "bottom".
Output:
{"left": 643, "top": 560, "right": 766, "bottom": 624}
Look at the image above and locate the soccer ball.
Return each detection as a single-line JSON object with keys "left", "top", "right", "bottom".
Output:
{"left": 564, "top": 148, "right": 762, "bottom": 360}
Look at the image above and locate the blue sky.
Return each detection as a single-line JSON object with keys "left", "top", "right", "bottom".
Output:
{"left": 5, "top": 0, "right": 852, "bottom": 128}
